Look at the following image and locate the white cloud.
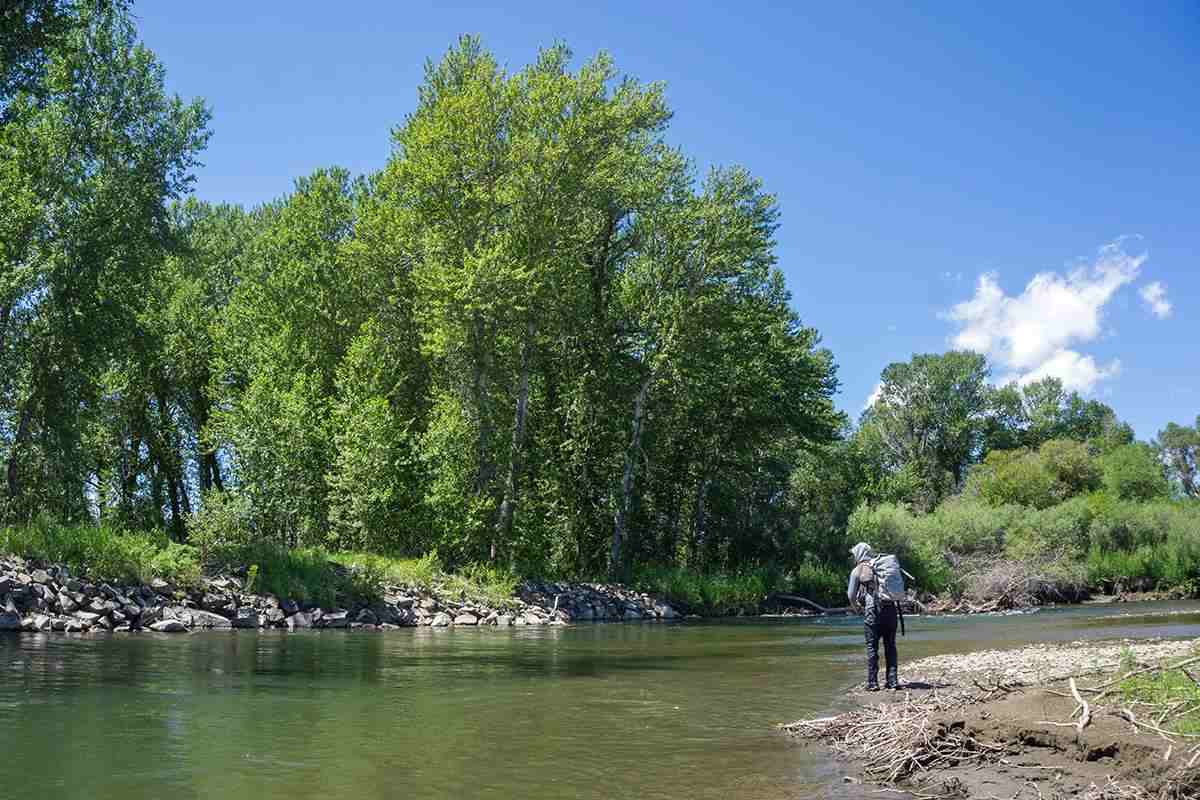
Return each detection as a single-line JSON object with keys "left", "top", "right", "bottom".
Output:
{"left": 943, "top": 241, "right": 1145, "bottom": 394}
{"left": 1007, "top": 351, "right": 1121, "bottom": 393}
{"left": 1139, "top": 281, "right": 1171, "bottom": 319}
{"left": 863, "top": 382, "right": 882, "bottom": 412}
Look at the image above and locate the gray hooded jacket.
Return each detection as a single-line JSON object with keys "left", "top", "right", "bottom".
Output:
{"left": 847, "top": 542, "right": 876, "bottom": 611}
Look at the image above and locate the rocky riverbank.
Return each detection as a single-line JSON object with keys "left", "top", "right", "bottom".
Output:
{"left": 0, "top": 555, "right": 680, "bottom": 634}
{"left": 783, "top": 637, "right": 1200, "bottom": 799}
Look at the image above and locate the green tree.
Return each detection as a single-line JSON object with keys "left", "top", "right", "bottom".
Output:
{"left": 210, "top": 169, "right": 364, "bottom": 545}
{"left": 860, "top": 351, "right": 990, "bottom": 510}
{"left": 1, "top": 0, "right": 208, "bottom": 522}
{"left": 1156, "top": 418, "right": 1199, "bottom": 499}
{"left": 1100, "top": 443, "right": 1170, "bottom": 502}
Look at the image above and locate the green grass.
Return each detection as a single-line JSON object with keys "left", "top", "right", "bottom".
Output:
{"left": 329, "top": 551, "right": 520, "bottom": 610}
{"left": 1118, "top": 649, "right": 1200, "bottom": 736}
{"left": 0, "top": 516, "right": 202, "bottom": 586}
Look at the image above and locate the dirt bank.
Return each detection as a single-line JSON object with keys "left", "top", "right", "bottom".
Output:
{"left": 783, "top": 638, "right": 1200, "bottom": 799}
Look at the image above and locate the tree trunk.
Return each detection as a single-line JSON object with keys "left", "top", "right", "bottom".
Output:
{"left": 6, "top": 395, "right": 35, "bottom": 506}
{"left": 192, "top": 385, "right": 224, "bottom": 493}
{"left": 471, "top": 314, "right": 496, "bottom": 498}
{"left": 494, "top": 319, "right": 535, "bottom": 561}
{"left": 690, "top": 474, "right": 711, "bottom": 568}
{"left": 155, "top": 390, "right": 185, "bottom": 540}
{"left": 611, "top": 373, "right": 652, "bottom": 577}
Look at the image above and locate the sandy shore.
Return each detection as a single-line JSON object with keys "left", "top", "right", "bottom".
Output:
{"left": 784, "top": 637, "right": 1200, "bottom": 799}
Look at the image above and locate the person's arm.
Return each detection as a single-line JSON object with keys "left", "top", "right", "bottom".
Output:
{"left": 847, "top": 569, "right": 859, "bottom": 611}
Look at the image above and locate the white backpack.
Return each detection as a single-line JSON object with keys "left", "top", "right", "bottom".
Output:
{"left": 856, "top": 554, "right": 907, "bottom": 604}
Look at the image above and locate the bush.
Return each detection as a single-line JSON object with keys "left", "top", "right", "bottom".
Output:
{"left": 630, "top": 566, "right": 785, "bottom": 615}
{"left": 1005, "top": 495, "right": 1093, "bottom": 560}
{"left": 187, "top": 490, "right": 256, "bottom": 566}
{"left": 1100, "top": 443, "right": 1170, "bottom": 501}
{"left": 845, "top": 503, "right": 949, "bottom": 594}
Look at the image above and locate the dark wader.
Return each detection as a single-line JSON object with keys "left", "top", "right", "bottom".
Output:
{"left": 864, "top": 601, "right": 899, "bottom": 689}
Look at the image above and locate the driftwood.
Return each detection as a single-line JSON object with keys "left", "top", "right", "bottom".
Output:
{"left": 762, "top": 593, "right": 851, "bottom": 616}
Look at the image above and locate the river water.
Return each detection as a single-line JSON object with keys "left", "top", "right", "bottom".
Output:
{"left": 2, "top": 601, "right": 1198, "bottom": 800}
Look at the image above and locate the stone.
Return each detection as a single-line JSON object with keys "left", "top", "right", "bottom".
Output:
{"left": 51, "top": 618, "right": 67, "bottom": 632}
{"left": 149, "top": 619, "right": 188, "bottom": 633}
{"left": 513, "top": 616, "right": 528, "bottom": 626}
{"left": 266, "top": 608, "right": 286, "bottom": 626}
{"left": 65, "top": 579, "right": 83, "bottom": 593}
{"left": 389, "top": 595, "right": 415, "bottom": 610}
{"left": 232, "top": 608, "right": 260, "bottom": 629}
{"left": 279, "top": 599, "right": 299, "bottom": 615}
{"left": 290, "top": 611, "right": 313, "bottom": 629}
{"left": 421, "top": 598, "right": 438, "bottom": 612}
{"left": 430, "top": 612, "right": 452, "bottom": 627}
{"left": 622, "top": 607, "right": 643, "bottom": 621}
{"left": 149, "top": 578, "right": 171, "bottom": 593}
{"left": 188, "top": 609, "right": 232, "bottom": 629}
{"left": 87, "top": 597, "right": 108, "bottom": 614}
{"left": 453, "top": 613, "right": 479, "bottom": 626}
{"left": 64, "top": 620, "right": 85, "bottom": 633}
{"left": 57, "top": 593, "right": 78, "bottom": 614}
{"left": 654, "top": 603, "right": 678, "bottom": 619}
{"left": 73, "top": 611, "right": 102, "bottom": 624}
{"left": 320, "top": 611, "right": 349, "bottom": 628}
{"left": 355, "top": 608, "right": 379, "bottom": 626}
{"left": 495, "top": 614, "right": 513, "bottom": 627}
{"left": 94, "top": 616, "right": 113, "bottom": 630}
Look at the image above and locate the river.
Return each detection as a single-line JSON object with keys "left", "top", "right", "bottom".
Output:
{"left": 2, "top": 601, "right": 1198, "bottom": 800}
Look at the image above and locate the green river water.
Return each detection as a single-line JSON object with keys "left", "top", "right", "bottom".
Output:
{"left": 2, "top": 601, "right": 1198, "bottom": 800}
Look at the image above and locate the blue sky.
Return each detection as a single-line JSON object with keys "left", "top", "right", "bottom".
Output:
{"left": 137, "top": 2, "right": 1198, "bottom": 439}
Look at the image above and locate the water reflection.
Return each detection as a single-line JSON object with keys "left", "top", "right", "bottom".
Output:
{"left": 0, "top": 601, "right": 1197, "bottom": 800}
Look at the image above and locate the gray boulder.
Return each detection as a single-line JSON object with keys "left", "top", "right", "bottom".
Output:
{"left": 495, "top": 614, "right": 513, "bottom": 627}
{"left": 453, "top": 613, "right": 479, "bottom": 626}
{"left": 430, "top": 612, "right": 452, "bottom": 627}
{"left": 0, "top": 611, "right": 22, "bottom": 630}
{"left": 320, "top": 610, "right": 349, "bottom": 628}
{"left": 290, "top": 611, "right": 313, "bottom": 629}
{"left": 188, "top": 609, "right": 233, "bottom": 629}
{"left": 149, "top": 619, "right": 188, "bottom": 633}
{"left": 231, "top": 607, "right": 260, "bottom": 629}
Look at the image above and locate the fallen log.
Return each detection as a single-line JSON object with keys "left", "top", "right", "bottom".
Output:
{"left": 762, "top": 593, "right": 852, "bottom": 616}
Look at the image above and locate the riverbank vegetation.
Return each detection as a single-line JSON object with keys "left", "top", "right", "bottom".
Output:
{"left": 2, "top": 2, "right": 1197, "bottom": 614}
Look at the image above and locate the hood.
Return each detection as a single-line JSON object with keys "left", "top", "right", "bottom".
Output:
{"left": 850, "top": 542, "right": 874, "bottom": 564}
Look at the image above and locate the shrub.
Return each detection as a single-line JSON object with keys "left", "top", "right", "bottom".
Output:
{"left": 187, "top": 490, "right": 256, "bottom": 566}
{"left": 1100, "top": 443, "right": 1170, "bottom": 501}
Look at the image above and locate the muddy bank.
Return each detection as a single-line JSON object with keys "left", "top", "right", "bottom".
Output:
{"left": 783, "top": 637, "right": 1200, "bottom": 799}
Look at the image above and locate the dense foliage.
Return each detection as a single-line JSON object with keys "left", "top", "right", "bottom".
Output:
{"left": 2, "top": 4, "right": 1195, "bottom": 604}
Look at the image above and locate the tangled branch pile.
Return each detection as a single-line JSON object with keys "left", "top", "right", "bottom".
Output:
{"left": 780, "top": 687, "right": 1011, "bottom": 784}
{"left": 925, "top": 557, "right": 1088, "bottom": 614}
{"left": 1079, "top": 771, "right": 1200, "bottom": 800}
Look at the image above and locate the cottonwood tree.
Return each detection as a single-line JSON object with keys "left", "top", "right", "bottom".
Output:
{"left": 0, "top": 0, "right": 208, "bottom": 521}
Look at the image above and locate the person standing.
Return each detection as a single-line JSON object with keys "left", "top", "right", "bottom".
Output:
{"left": 847, "top": 541, "right": 899, "bottom": 691}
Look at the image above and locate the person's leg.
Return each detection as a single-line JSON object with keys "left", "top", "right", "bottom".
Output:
{"left": 863, "top": 607, "right": 880, "bottom": 690}
{"left": 881, "top": 604, "right": 899, "bottom": 689}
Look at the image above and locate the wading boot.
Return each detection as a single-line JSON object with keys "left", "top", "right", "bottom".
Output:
{"left": 885, "top": 668, "right": 899, "bottom": 691}
{"left": 865, "top": 683, "right": 880, "bottom": 692}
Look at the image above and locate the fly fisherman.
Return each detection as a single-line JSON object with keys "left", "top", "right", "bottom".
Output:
{"left": 847, "top": 541, "right": 900, "bottom": 691}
